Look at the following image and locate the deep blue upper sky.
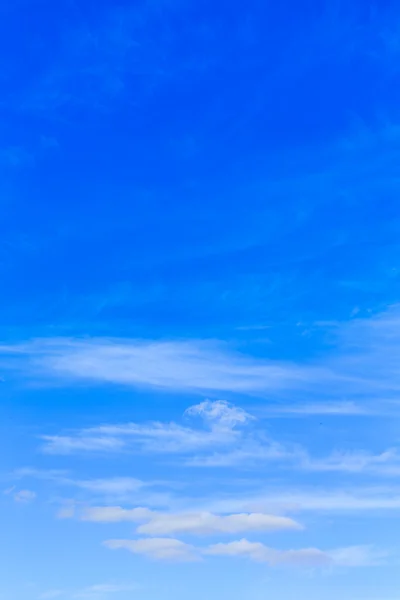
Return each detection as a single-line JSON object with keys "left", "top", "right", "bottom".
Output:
{"left": 1, "top": 0, "right": 399, "bottom": 341}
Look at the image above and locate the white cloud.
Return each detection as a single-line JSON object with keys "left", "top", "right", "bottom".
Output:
{"left": 205, "top": 539, "right": 385, "bottom": 568}
{"left": 103, "top": 537, "right": 384, "bottom": 569}
{"left": 39, "top": 592, "right": 64, "bottom": 599}
{"left": 104, "top": 537, "right": 197, "bottom": 561}
{"left": 137, "top": 511, "right": 302, "bottom": 536}
{"left": 206, "top": 539, "right": 330, "bottom": 567}
{"left": 80, "top": 506, "right": 302, "bottom": 535}
{"left": 185, "top": 400, "right": 253, "bottom": 427}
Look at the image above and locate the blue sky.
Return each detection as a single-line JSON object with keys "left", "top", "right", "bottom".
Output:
{"left": 2, "top": 0, "right": 400, "bottom": 598}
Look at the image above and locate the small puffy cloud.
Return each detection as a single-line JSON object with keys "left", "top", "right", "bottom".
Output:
{"left": 104, "top": 537, "right": 197, "bottom": 561}
{"left": 185, "top": 400, "right": 253, "bottom": 428}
